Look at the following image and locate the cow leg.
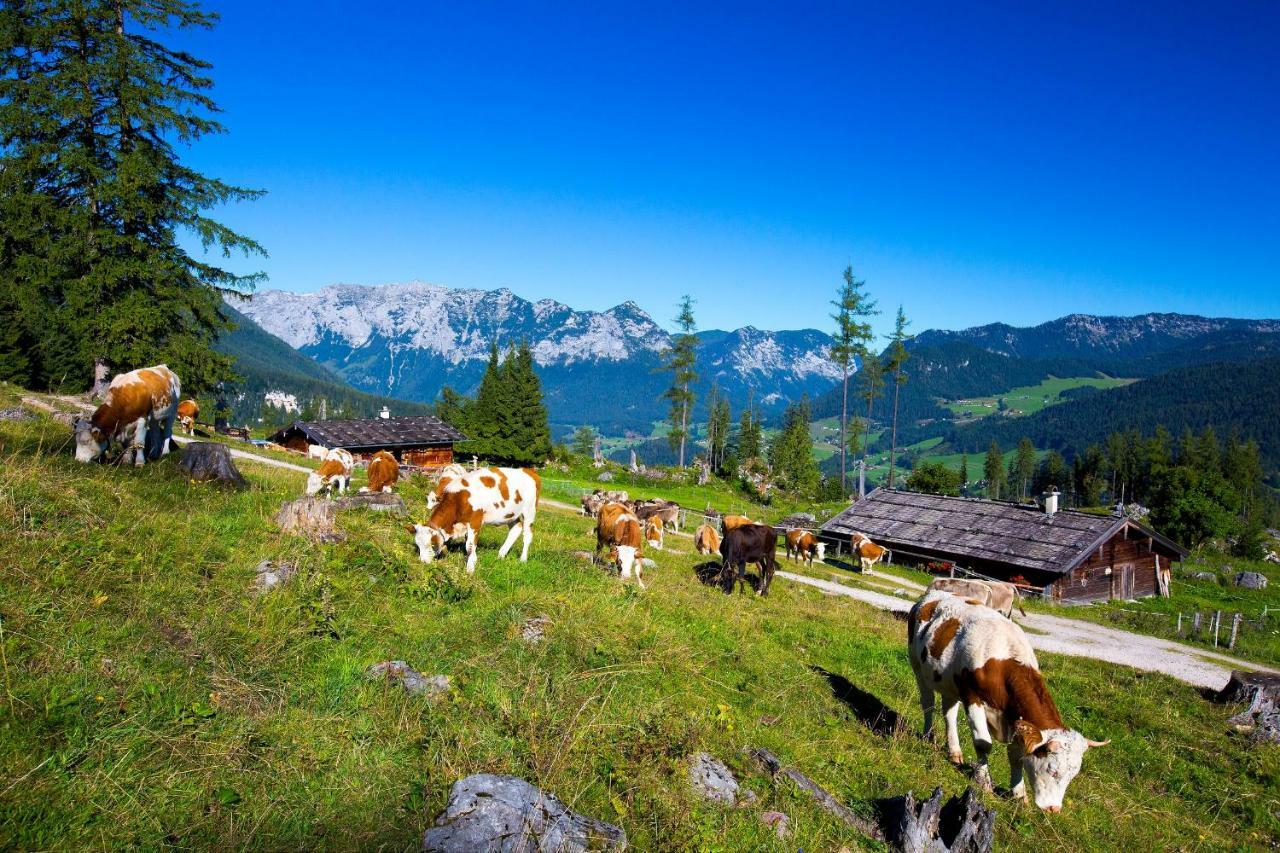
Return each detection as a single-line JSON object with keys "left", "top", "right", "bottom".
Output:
{"left": 131, "top": 417, "right": 148, "bottom": 467}
{"left": 966, "top": 703, "right": 995, "bottom": 790}
{"left": 519, "top": 519, "right": 533, "bottom": 562}
{"left": 497, "top": 522, "right": 522, "bottom": 559}
{"left": 1007, "top": 742, "right": 1028, "bottom": 801}
{"left": 635, "top": 559, "right": 646, "bottom": 589}
{"left": 943, "top": 699, "right": 964, "bottom": 765}
{"left": 915, "top": 669, "right": 937, "bottom": 740}
{"left": 464, "top": 527, "right": 478, "bottom": 574}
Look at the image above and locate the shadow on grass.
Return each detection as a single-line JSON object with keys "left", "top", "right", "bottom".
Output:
{"left": 692, "top": 560, "right": 761, "bottom": 594}
{"left": 811, "top": 666, "right": 904, "bottom": 736}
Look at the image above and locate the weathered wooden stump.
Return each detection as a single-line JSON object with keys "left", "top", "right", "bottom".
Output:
{"left": 883, "top": 787, "right": 994, "bottom": 853}
{"left": 177, "top": 441, "right": 247, "bottom": 489}
{"left": 274, "top": 497, "right": 344, "bottom": 543}
{"left": 1217, "top": 670, "right": 1280, "bottom": 744}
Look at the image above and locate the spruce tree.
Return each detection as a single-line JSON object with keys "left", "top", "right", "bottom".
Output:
{"left": 509, "top": 340, "right": 551, "bottom": 463}
{"left": 830, "top": 265, "right": 878, "bottom": 494}
{"left": 470, "top": 342, "right": 504, "bottom": 458}
{"left": 983, "top": 440, "right": 1003, "bottom": 500}
{"left": 958, "top": 453, "right": 969, "bottom": 494}
{"left": 857, "top": 352, "right": 884, "bottom": 475}
{"left": 1014, "top": 437, "right": 1036, "bottom": 500}
{"left": 738, "top": 405, "right": 761, "bottom": 461}
{"left": 0, "top": 0, "right": 264, "bottom": 391}
{"left": 661, "top": 295, "right": 698, "bottom": 467}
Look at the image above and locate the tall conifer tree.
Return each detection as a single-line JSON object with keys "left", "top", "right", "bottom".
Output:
{"left": 661, "top": 296, "right": 698, "bottom": 467}
{"left": 0, "top": 0, "right": 265, "bottom": 391}
{"left": 830, "top": 266, "right": 877, "bottom": 493}
{"left": 884, "top": 305, "right": 911, "bottom": 487}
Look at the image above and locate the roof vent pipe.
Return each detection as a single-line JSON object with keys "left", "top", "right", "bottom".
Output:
{"left": 1043, "top": 487, "right": 1059, "bottom": 517}
{"left": 379, "top": 406, "right": 391, "bottom": 420}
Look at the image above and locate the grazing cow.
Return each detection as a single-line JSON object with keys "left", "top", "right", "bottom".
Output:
{"left": 637, "top": 501, "right": 681, "bottom": 531}
{"left": 785, "top": 529, "right": 826, "bottom": 566}
{"left": 719, "top": 523, "right": 779, "bottom": 596}
{"left": 928, "top": 577, "right": 1025, "bottom": 618}
{"left": 325, "top": 447, "right": 355, "bottom": 470}
{"left": 74, "top": 365, "right": 180, "bottom": 467}
{"left": 644, "top": 516, "right": 665, "bottom": 551}
{"left": 306, "top": 457, "right": 352, "bottom": 496}
{"left": 907, "top": 590, "right": 1108, "bottom": 811}
{"left": 581, "top": 492, "right": 603, "bottom": 517}
{"left": 426, "top": 463, "right": 470, "bottom": 511}
{"left": 721, "top": 514, "right": 754, "bottom": 532}
{"left": 408, "top": 467, "right": 541, "bottom": 574}
{"left": 176, "top": 399, "right": 199, "bottom": 435}
{"left": 850, "top": 532, "right": 889, "bottom": 572}
{"left": 306, "top": 444, "right": 329, "bottom": 461}
{"left": 595, "top": 501, "right": 646, "bottom": 588}
{"left": 362, "top": 450, "right": 400, "bottom": 493}
{"left": 694, "top": 523, "right": 721, "bottom": 555}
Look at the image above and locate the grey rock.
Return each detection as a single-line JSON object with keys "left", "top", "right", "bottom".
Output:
{"left": 367, "top": 661, "right": 450, "bottom": 700}
{"left": 759, "top": 811, "right": 790, "bottom": 839}
{"left": 597, "top": 471, "right": 614, "bottom": 482}
{"left": 688, "top": 753, "right": 738, "bottom": 806}
{"left": 253, "top": 559, "right": 297, "bottom": 593}
{"left": 521, "top": 616, "right": 552, "bottom": 644}
{"left": 1192, "top": 571, "right": 1218, "bottom": 581}
{"left": 0, "top": 406, "right": 36, "bottom": 422}
{"left": 1234, "top": 571, "right": 1269, "bottom": 590}
{"left": 333, "top": 492, "right": 406, "bottom": 513}
{"left": 422, "top": 774, "right": 626, "bottom": 852}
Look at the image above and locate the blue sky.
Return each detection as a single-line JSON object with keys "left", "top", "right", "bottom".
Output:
{"left": 178, "top": 2, "right": 1279, "bottom": 336}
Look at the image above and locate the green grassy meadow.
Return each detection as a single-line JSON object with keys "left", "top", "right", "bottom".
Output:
{"left": 943, "top": 375, "right": 1135, "bottom": 420}
{"left": 1, "top": 410, "right": 1278, "bottom": 850}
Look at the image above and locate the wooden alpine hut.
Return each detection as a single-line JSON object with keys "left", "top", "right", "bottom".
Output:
{"left": 820, "top": 488, "right": 1188, "bottom": 603}
{"left": 269, "top": 411, "right": 466, "bottom": 467}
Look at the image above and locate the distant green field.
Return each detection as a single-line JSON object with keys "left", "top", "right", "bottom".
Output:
{"left": 944, "top": 375, "right": 1134, "bottom": 420}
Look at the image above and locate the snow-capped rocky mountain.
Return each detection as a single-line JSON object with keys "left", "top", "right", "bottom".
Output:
{"left": 235, "top": 282, "right": 843, "bottom": 433}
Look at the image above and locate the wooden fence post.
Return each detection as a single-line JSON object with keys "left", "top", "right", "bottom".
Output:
{"left": 1213, "top": 610, "right": 1222, "bottom": 647}
{"left": 1176, "top": 613, "right": 1182, "bottom": 635}
{"left": 1192, "top": 612, "right": 1201, "bottom": 635}
{"left": 1229, "top": 613, "right": 1242, "bottom": 650}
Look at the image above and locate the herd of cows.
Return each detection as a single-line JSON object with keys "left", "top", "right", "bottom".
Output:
{"left": 68, "top": 364, "right": 1108, "bottom": 814}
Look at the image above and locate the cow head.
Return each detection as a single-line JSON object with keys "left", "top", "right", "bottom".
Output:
{"left": 73, "top": 417, "right": 109, "bottom": 463}
{"left": 815, "top": 542, "right": 827, "bottom": 563}
{"left": 305, "top": 471, "right": 327, "bottom": 496}
{"left": 613, "top": 544, "right": 638, "bottom": 578}
{"left": 1016, "top": 722, "right": 1108, "bottom": 811}
{"left": 407, "top": 524, "right": 447, "bottom": 563}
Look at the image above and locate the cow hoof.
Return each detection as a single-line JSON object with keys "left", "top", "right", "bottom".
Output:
{"left": 949, "top": 752, "right": 963, "bottom": 765}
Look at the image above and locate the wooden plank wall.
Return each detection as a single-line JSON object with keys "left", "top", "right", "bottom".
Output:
{"left": 1054, "top": 531, "right": 1159, "bottom": 603}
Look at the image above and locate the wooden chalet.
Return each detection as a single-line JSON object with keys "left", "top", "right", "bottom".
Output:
{"left": 820, "top": 488, "right": 1188, "bottom": 603}
{"left": 269, "top": 414, "right": 466, "bottom": 467}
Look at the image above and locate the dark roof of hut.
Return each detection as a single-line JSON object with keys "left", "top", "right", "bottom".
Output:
{"left": 820, "top": 488, "right": 1186, "bottom": 576}
{"left": 271, "top": 416, "right": 466, "bottom": 451}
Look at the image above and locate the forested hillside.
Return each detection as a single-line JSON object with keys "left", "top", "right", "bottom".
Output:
{"left": 951, "top": 357, "right": 1280, "bottom": 470}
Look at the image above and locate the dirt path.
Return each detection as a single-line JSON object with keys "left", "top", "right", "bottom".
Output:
{"left": 776, "top": 570, "right": 1275, "bottom": 689}
{"left": 169, "top": 436, "right": 313, "bottom": 474}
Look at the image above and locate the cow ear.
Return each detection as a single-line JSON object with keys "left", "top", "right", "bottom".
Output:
{"left": 405, "top": 524, "right": 417, "bottom": 535}
{"left": 1015, "top": 720, "right": 1044, "bottom": 755}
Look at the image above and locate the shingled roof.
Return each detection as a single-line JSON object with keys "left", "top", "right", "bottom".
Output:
{"left": 271, "top": 416, "right": 466, "bottom": 451}
{"left": 821, "top": 488, "right": 1185, "bottom": 577}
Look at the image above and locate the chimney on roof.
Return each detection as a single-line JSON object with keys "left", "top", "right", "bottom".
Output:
{"left": 1043, "top": 487, "right": 1060, "bottom": 517}
{"left": 379, "top": 406, "right": 390, "bottom": 420}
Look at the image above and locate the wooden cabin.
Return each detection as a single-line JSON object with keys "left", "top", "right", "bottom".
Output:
{"left": 269, "top": 415, "right": 466, "bottom": 467}
{"left": 820, "top": 488, "right": 1188, "bottom": 603}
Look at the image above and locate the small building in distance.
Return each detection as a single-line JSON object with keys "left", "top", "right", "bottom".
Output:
{"left": 820, "top": 488, "right": 1188, "bottom": 603}
{"left": 270, "top": 414, "right": 466, "bottom": 467}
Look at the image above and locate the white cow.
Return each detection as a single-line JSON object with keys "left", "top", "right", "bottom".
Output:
{"left": 907, "top": 590, "right": 1108, "bottom": 811}
{"left": 408, "top": 467, "right": 541, "bottom": 574}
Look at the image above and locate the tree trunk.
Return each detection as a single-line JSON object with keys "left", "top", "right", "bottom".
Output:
{"left": 839, "top": 364, "right": 849, "bottom": 494}
{"left": 90, "top": 357, "right": 112, "bottom": 401}
{"left": 888, "top": 371, "right": 902, "bottom": 488}
{"left": 679, "top": 394, "right": 688, "bottom": 467}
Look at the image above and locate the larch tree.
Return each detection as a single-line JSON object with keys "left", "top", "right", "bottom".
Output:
{"left": 1014, "top": 437, "right": 1036, "bottom": 500}
{"left": 738, "top": 402, "right": 762, "bottom": 462}
{"left": 829, "top": 265, "right": 878, "bottom": 494}
{"left": 884, "top": 305, "right": 911, "bottom": 487}
{"left": 857, "top": 351, "right": 884, "bottom": 478}
{"left": 0, "top": 0, "right": 265, "bottom": 392}
{"left": 704, "top": 383, "right": 731, "bottom": 473}
{"left": 661, "top": 295, "right": 698, "bottom": 467}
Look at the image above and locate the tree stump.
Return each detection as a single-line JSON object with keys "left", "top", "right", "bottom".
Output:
{"left": 274, "top": 497, "right": 344, "bottom": 543}
{"left": 177, "top": 441, "right": 247, "bottom": 489}
{"left": 883, "top": 787, "right": 994, "bottom": 853}
{"left": 1217, "top": 670, "right": 1280, "bottom": 744}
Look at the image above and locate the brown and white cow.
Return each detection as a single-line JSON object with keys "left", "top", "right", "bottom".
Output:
{"left": 595, "top": 501, "right": 646, "bottom": 587}
{"left": 928, "top": 577, "right": 1025, "bottom": 619}
{"left": 644, "top": 516, "right": 664, "bottom": 551}
{"left": 637, "top": 500, "right": 680, "bottom": 532}
{"left": 408, "top": 467, "right": 541, "bottom": 574}
{"left": 74, "top": 365, "right": 180, "bottom": 467}
{"left": 176, "top": 399, "right": 199, "bottom": 435}
{"left": 850, "top": 532, "right": 889, "bottom": 572}
{"left": 306, "top": 457, "right": 352, "bottom": 496}
{"left": 325, "top": 447, "right": 355, "bottom": 470}
{"left": 907, "top": 590, "right": 1108, "bottom": 811}
{"left": 694, "top": 523, "right": 721, "bottom": 555}
{"left": 361, "top": 450, "right": 400, "bottom": 493}
{"left": 785, "top": 529, "right": 826, "bottom": 566}
{"left": 426, "top": 463, "right": 470, "bottom": 511}
{"left": 721, "top": 514, "right": 754, "bottom": 532}
{"left": 306, "top": 444, "right": 329, "bottom": 461}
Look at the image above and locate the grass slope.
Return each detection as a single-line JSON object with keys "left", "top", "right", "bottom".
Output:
{"left": 1, "top": 412, "right": 1278, "bottom": 850}
{"left": 943, "top": 376, "right": 1134, "bottom": 420}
